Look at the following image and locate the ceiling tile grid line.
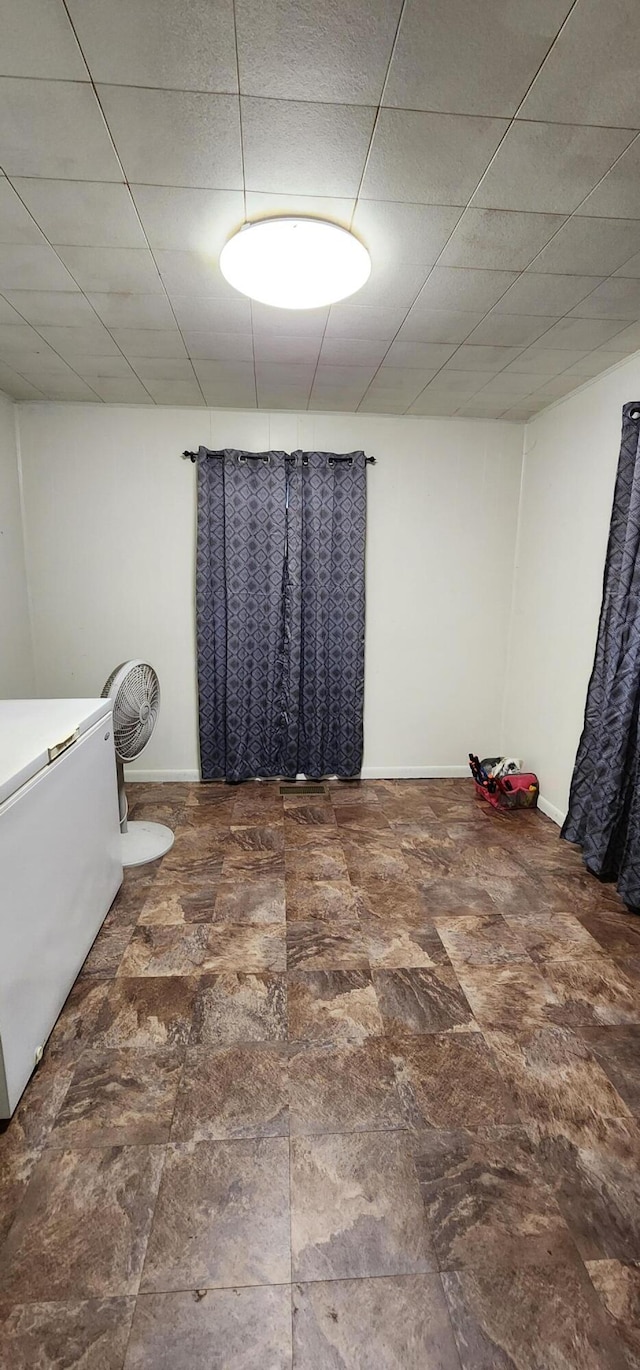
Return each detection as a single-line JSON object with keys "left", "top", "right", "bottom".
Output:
{"left": 350, "top": 0, "right": 635, "bottom": 412}
{"left": 57, "top": 0, "right": 208, "bottom": 405}
{"left": 1, "top": 0, "right": 640, "bottom": 415}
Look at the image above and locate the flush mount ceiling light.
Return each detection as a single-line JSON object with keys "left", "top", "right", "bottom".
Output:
{"left": 219, "top": 217, "right": 371, "bottom": 309}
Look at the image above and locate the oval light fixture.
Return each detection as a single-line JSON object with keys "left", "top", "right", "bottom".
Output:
{"left": 219, "top": 217, "right": 371, "bottom": 310}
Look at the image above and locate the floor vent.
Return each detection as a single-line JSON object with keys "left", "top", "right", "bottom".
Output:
{"left": 279, "top": 783, "right": 327, "bottom": 796}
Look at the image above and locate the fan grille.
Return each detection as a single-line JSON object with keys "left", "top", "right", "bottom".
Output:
{"left": 103, "top": 661, "right": 160, "bottom": 762}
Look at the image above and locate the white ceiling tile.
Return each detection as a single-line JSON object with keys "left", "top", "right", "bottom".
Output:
{"left": 383, "top": 0, "right": 573, "bottom": 116}
{"left": 13, "top": 179, "right": 145, "bottom": 249}
{"left": 38, "top": 324, "right": 120, "bottom": 358}
{"left": 66, "top": 0, "right": 237, "bottom": 91}
{"left": 444, "top": 344, "right": 523, "bottom": 372}
{"left": 506, "top": 347, "right": 589, "bottom": 374}
{"left": 32, "top": 373, "right": 101, "bottom": 401}
{"left": 383, "top": 340, "right": 457, "bottom": 368}
{"left": 3, "top": 290, "right": 97, "bottom": 326}
{"left": 0, "top": 322, "right": 48, "bottom": 353}
{"left": 0, "top": 244, "right": 78, "bottom": 291}
{"left": 361, "top": 110, "right": 507, "bottom": 205}
{"left": 614, "top": 252, "right": 640, "bottom": 278}
{"left": 251, "top": 304, "right": 329, "bottom": 338}
{"left": 501, "top": 405, "right": 547, "bottom": 419}
{"left": 364, "top": 367, "right": 436, "bottom": 402}
{"left": 110, "top": 329, "right": 187, "bottom": 359}
{"left": 457, "top": 400, "right": 509, "bottom": 418}
{"left": 318, "top": 338, "right": 389, "bottom": 366}
{"left": 128, "top": 358, "right": 194, "bottom": 380}
{"left": 200, "top": 382, "right": 257, "bottom": 408}
{"left": 236, "top": 0, "right": 401, "bottom": 104}
{"left": 89, "top": 377, "right": 152, "bottom": 403}
{"left": 475, "top": 373, "right": 544, "bottom": 398}
{"left": 438, "top": 209, "right": 566, "bottom": 270}
{"left": 529, "top": 217, "right": 640, "bottom": 276}
{"left": 57, "top": 247, "right": 163, "bottom": 293}
{"left": 531, "top": 317, "right": 633, "bottom": 350}
{"left": 0, "top": 79, "right": 121, "bottom": 181}
{"left": 71, "top": 356, "right": 136, "bottom": 380}
{"left": 254, "top": 362, "right": 316, "bottom": 387}
{"left": 312, "top": 364, "right": 379, "bottom": 389}
{"left": 0, "top": 295, "right": 24, "bottom": 324}
{"left": 155, "top": 251, "right": 237, "bottom": 299}
{"left": 350, "top": 261, "right": 428, "bottom": 310}
{"left": 406, "top": 394, "right": 460, "bottom": 415}
{"left": 569, "top": 278, "right": 640, "bottom": 319}
{"left": 0, "top": 178, "right": 44, "bottom": 244}
{"left": 98, "top": 87, "right": 243, "bottom": 190}
{"left": 357, "top": 394, "right": 409, "bottom": 413}
{"left": 351, "top": 202, "right": 462, "bottom": 269}
{"left": 324, "top": 304, "right": 409, "bottom": 339}
{"left": 492, "top": 273, "right": 605, "bottom": 315}
{"left": 244, "top": 192, "right": 355, "bottom": 227}
{"left": 253, "top": 335, "right": 321, "bottom": 366}
{"left": 0, "top": 0, "right": 86, "bottom": 79}
{"left": 3, "top": 350, "right": 75, "bottom": 376}
{"left": 169, "top": 295, "right": 252, "bottom": 333}
{"left": 397, "top": 308, "right": 484, "bottom": 344}
{"left": 562, "top": 350, "right": 630, "bottom": 377}
{"left": 242, "top": 98, "right": 375, "bottom": 197}
{"left": 472, "top": 122, "right": 634, "bottom": 214}
{"left": 577, "top": 137, "right": 640, "bottom": 219}
{"left": 256, "top": 388, "right": 312, "bottom": 411}
{"left": 86, "top": 293, "right": 176, "bottom": 329}
{"left": 143, "top": 379, "right": 205, "bottom": 406}
{"left": 599, "top": 322, "right": 640, "bottom": 353}
{"left": 193, "top": 360, "right": 256, "bottom": 385}
{"left": 425, "top": 369, "right": 506, "bottom": 395}
{"left": 0, "top": 325, "right": 39, "bottom": 363}
{"left": 183, "top": 332, "right": 254, "bottom": 362}
{"left": 131, "top": 186, "right": 244, "bottom": 253}
{"left": 0, "top": 363, "right": 45, "bottom": 399}
{"left": 519, "top": 0, "right": 640, "bottom": 128}
{"left": 533, "top": 375, "right": 585, "bottom": 398}
{"left": 411, "top": 268, "right": 518, "bottom": 312}
{"left": 466, "top": 313, "right": 559, "bottom": 347}
{"left": 308, "top": 393, "right": 367, "bottom": 412}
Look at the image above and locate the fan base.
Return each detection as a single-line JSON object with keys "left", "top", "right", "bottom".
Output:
{"left": 121, "top": 821, "right": 174, "bottom": 868}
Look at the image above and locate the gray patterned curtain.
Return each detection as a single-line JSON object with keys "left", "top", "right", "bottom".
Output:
{"left": 562, "top": 403, "right": 640, "bottom": 907}
{"left": 295, "top": 451, "right": 367, "bottom": 780}
{"left": 196, "top": 448, "right": 366, "bottom": 783}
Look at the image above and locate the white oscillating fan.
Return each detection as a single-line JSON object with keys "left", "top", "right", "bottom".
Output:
{"left": 102, "top": 660, "right": 174, "bottom": 867}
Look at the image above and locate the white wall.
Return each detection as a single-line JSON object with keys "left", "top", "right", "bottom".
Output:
{"left": 0, "top": 392, "right": 34, "bottom": 697}
{"left": 17, "top": 402, "right": 523, "bottom": 780}
{"left": 503, "top": 354, "right": 640, "bottom": 823}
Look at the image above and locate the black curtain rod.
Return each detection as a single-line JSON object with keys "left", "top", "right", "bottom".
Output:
{"left": 181, "top": 450, "right": 376, "bottom": 465}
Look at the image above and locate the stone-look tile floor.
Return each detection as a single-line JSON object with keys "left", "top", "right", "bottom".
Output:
{"left": 1, "top": 779, "right": 640, "bottom": 1368}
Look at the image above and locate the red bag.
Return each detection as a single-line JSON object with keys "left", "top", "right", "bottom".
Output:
{"left": 474, "top": 772, "right": 539, "bottom": 810}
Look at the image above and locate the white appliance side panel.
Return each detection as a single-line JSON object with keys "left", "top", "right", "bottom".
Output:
{"left": 0, "top": 718, "right": 122, "bottom": 1116}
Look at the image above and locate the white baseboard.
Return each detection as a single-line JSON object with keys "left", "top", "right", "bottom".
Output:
{"left": 125, "top": 768, "right": 200, "bottom": 782}
{"left": 361, "top": 765, "right": 470, "bottom": 779}
{"left": 538, "top": 794, "right": 566, "bottom": 827}
{"left": 126, "top": 765, "right": 471, "bottom": 783}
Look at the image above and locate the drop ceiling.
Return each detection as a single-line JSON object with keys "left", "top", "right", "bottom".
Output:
{"left": 1, "top": 0, "right": 640, "bottom": 418}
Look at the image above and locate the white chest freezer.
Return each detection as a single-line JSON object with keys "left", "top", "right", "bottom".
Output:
{"left": 0, "top": 699, "right": 123, "bottom": 1117}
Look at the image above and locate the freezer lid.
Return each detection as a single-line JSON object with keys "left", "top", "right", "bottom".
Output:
{"left": 0, "top": 698, "right": 113, "bottom": 805}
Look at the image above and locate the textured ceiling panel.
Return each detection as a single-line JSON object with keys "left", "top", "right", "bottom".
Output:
{"left": 0, "top": 0, "right": 639, "bottom": 418}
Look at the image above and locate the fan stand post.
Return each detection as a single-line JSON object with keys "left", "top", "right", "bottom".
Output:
{"left": 116, "top": 759, "right": 175, "bottom": 869}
